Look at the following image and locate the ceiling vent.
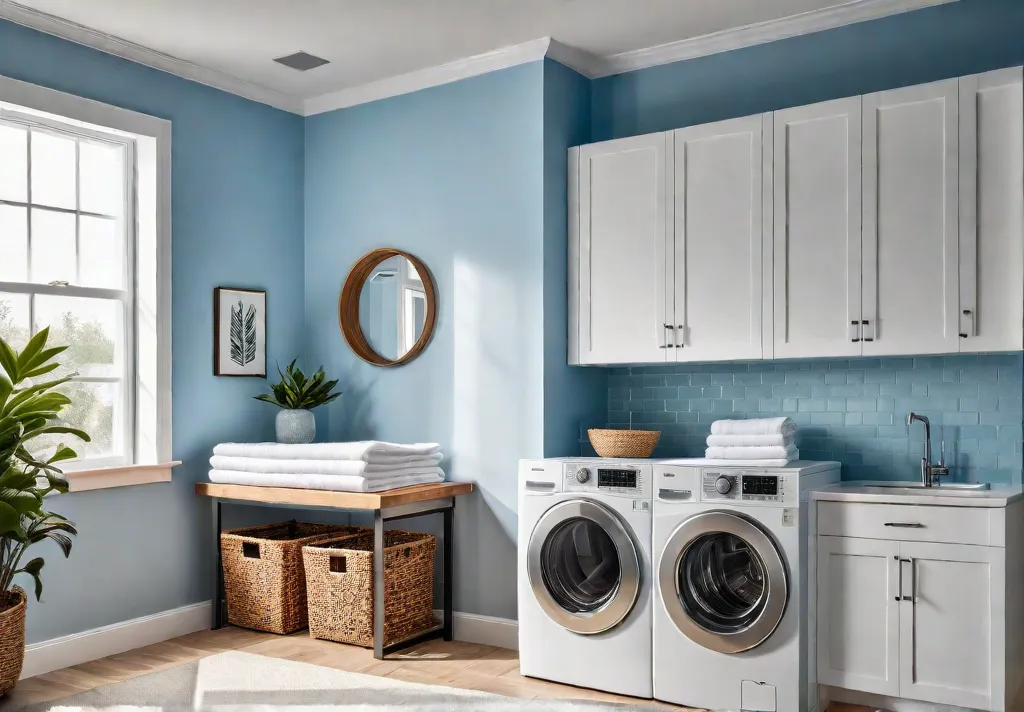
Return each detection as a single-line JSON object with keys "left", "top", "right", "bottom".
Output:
{"left": 273, "top": 52, "right": 330, "bottom": 71}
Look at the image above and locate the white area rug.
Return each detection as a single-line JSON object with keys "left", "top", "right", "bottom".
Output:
{"left": 5, "top": 650, "right": 660, "bottom": 711}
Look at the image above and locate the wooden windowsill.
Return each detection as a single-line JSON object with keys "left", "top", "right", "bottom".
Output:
{"left": 64, "top": 462, "right": 182, "bottom": 492}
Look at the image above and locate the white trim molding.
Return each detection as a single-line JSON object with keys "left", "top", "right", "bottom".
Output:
{"left": 434, "top": 610, "right": 518, "bottom": 651}
{"left": 590, "top": 0, "right": 959, "bottom": 77}
{"left": 0, "top": 0, "right": 957, "bottom": 115}
{"left": 303, "top": 38, "right": 552, "bottom": 116}
{"left": 0, "top": 0, "right": 303, "bottom": 114}
{"left": 65, "top": 461, "right": 182, "bottom": 492}
{"left": 21, "top": 600, "right": 212, "bottom": 680}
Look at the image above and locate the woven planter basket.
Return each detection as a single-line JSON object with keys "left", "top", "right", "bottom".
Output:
{"left": 588, "top": 428, "right": 660, "bottom": 458}
{"left": 221, "top": 520, "right": 367, "bottom": 634}
{"left": 0, "top": 588, "right": 26, "bottom": 697}
{"left": 303, "top": 530, "right": 437, "bottom": 648}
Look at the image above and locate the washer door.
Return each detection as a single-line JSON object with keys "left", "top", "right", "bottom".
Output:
{"left": 527, "top": 499, "right": 641, "bottom": 635}
{"left": 659, "top": 510, "right": 788, "bottom": 654}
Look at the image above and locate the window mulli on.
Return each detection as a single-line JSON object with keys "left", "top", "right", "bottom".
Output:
{"left": 0, "top": 84, "right": 171, "bottom": 482}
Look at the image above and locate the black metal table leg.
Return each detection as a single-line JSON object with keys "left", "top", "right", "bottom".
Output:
{"left": 372, "top": 509, "right": 385, "bottom": 659}
{"left": 443, "top": 502, "right": 454, "bottom": 642}
{"left": 211, "top": 500, "right": 224, "bottom": 629}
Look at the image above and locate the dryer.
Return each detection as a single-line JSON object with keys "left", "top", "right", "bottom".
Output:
{"left": 652, "top": 459, "right": 840, "bottom": 712}
{"left": 518, "top": 458, "right": 653, "bottom": 698}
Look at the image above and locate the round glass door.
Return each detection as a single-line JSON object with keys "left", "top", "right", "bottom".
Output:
{"left": 659, "top": 511, "right": 787, "bottom": 654}
{"left": 528, "top": 499, "right": 641, "bottom": 635}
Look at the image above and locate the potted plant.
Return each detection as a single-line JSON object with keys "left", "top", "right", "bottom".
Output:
{"left": 0, "top": 328, "right": 87, "bottom": 696}
{"left": 255, "top": 360, "right": 341, "bottom": 444}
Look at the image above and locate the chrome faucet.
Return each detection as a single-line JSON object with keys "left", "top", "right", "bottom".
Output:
{"left": 906, "top": 412, "right": 949, "bottom": 487}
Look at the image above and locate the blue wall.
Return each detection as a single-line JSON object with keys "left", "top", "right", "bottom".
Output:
{"left": 592, "top": 0, "right": 1024, "bottom": 141}
{"left": 0, "top": 19, "right": 306, "bottom": 643}
{"left": 610, "top": 355, "right": 1024, "bottom": 484}
{"left": 304, "top": 63, "right": 545, "bottom": 620}
{"left": 542, "top": 59, "right": 606, "bottom": 457}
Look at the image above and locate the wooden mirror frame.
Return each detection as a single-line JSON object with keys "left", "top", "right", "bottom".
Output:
{"left": 339, "top": 248, "right": 438, "bottom": 367}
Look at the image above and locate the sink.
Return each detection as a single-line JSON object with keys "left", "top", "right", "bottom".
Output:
{"left": 856, "top": 480, "right": 992, "bottom": 496}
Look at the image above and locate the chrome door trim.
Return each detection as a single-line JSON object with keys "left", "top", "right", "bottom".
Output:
{"left": 527, "top": 498, "right": 641, "bottom": 635}
{"left": 659, "top": 510, "right": 788, "bottom": 654}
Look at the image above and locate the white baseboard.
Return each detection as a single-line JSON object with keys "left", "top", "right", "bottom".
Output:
{"left": 434, "top": 610, "right": 518, "bottom": 651}
{"left": 20, "top": 602, "right": 514, "bottom": 681}
{"left": 21, "top": 600, "right": 212, "bottom": 680}
{"left": 828, "top": 686, "right": 976, "bottom": 711}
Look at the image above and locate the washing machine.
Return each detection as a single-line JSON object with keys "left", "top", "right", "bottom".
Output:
{"left": 652, "top": 459, "right": 840, "bottom": 712}
{"left": 518, "top": 458, "right": 653, "bottom": 698}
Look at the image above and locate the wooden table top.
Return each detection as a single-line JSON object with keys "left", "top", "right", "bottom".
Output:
{"left": 195, "top": 481, "right": 473, "bottom": 510}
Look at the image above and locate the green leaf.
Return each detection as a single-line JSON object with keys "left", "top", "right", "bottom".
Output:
{"left": 0, "top": 374, "right": 12, "bottom": 412}
{"left": 17, "top": 558, "right": 44, "bottom": 601}
{"left": 20, "top": 361, "right": 62, "bottom": 380}
{"left": 16, "top": 328, "right": 49, "bottom": 373}
{"left": 0, "top": 338, "right": 18, "bottom": 384}
{"left": 0, "top": 501, "right": 23, "bottom": 537}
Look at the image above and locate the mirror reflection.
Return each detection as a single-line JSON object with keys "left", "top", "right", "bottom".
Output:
{"left": 358, "top": 255, "right": 428, "bottom": 362}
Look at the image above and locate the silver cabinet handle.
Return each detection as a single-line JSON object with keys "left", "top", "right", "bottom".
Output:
{"left": 899, "top": 557, "right": 914, "bottom": 601}
{"left": 894, "top": 555, "right": 902, "bottom": 601}
{"left": 675, "top": 324, "right": 684, "bottom": 348}
{"left": 884, "top": 522, "right": 924, "bottom": 528}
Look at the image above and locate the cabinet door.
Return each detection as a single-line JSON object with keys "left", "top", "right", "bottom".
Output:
{"left": 958, "top": 68, "right": 1024, "bottom": 352}
{"left": 672, "top": 115, "right": 763, "bottom": 361}
{"left": 575, "top": 134, "right": 672, "bottom": 364}
{"left": 817, "top": 536, "right": 900, "bottom": 696}
{"left": 898, "top": 541, "right": 1003, "bottom": 710}
{"left": 815, "top": 536, "right": 897, "bottom": 692}
{"left": 773, "top": 98, "right": 863, "bottom": 359}
{"left": 862, "top": 80, "right": 959, "bottom": 356}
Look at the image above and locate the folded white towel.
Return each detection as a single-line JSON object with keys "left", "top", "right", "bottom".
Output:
{"left": 209, "top": 469, "right": 445, "bottom": 493}
{"left": 690, "top": 458, "right": 794, "bottom": 467}
{"left": 710, "top": 417, "right": 796, "bottom": 437}
{"left": 705, "top": 444, "right": 799, "bottom": 461}
{"left": 209, "top": 455, "right": 441, "bottom": 477}
{"left": 212, "top": 441, "right": 442, "bottom": 463}
{"left": 706, "top": 433, "right": 794, "bottom": 448}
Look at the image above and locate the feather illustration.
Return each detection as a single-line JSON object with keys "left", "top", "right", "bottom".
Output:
{"left": 229, "top": 301, "right": 244, "bottom": 366}
{"left": 244, "top": 304, "right": 257, "bottom": 365}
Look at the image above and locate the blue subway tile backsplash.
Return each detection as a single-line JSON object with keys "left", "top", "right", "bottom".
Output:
{"left": 606, "top": 354, "right": 1024, "bottom": 484}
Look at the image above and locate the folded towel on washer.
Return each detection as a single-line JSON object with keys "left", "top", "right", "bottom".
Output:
{"left": 706, "top": 433, "right": 795, "bottom": 447}
{"left": 704, "top": 444, "right": 799, "bottom": 461}
{"left": 208, "top": 469, "right": 444, "bottom": 492}
{"left": 209, "top": 454, "right": 441, "bottom": 477}
{"left": 709, "top": 417, "right": 796, "bottom": 437}
{"left": 212, "top": 441, "right": 442, "bottom": 463}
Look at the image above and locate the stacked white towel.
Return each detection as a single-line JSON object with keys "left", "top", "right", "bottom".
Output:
{"left": 705, "top": 418, "right": 799, "bottom": 466}
{"left": 208, "top": 441, "right": 445, "bottom": 493}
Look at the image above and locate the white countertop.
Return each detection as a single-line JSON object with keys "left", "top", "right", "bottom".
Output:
{"left": 810, "top": 481, "right": 1024, "bottom": 507}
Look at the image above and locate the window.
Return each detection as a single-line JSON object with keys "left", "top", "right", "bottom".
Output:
{"left": 0, "top": 75, "right": 172, "bottom": 488}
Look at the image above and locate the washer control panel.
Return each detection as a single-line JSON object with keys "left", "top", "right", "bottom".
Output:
{"left": 564, "top": 462, "right": 651, "bottom": 498}
{"left": 702, "top": 471, "right": 788, "bottom": 503}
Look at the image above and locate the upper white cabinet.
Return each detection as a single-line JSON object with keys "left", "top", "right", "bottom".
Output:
{"left": 672, "top": 116, "right": 765, "bottom": 362}
{"left": 570, "top": 133, "right": 671, "bottom": 365}
{"left": 958, "top": 67, "right": 1024, "bottom": 352}
{"left": 772, "top": 98, "right": 862, "bottom": 359}
{"left": 862, "top": 79, "right": 960, "bottom": 356}
{"left": 568, "top": 67, "right": 1024, "bottom": 365}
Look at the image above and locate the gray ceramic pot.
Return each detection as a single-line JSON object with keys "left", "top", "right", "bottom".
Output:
{"left": 276, "top": 408, "right": 316, "bottom": 444}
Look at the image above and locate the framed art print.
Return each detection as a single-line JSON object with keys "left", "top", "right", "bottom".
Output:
{"left": 214, "top": 287, "right": 266, "bottom": 377}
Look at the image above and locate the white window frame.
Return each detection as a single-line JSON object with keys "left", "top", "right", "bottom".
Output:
{"left": 0, "top": 72, "right": 177, "bottom": 491}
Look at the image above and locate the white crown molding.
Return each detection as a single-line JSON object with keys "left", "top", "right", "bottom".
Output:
{"left": 592, "top": 0, "right": 959, "bottom": 78}
{"left": 0, "top": 0, "right": 304, "bottom": 114}
{"left": 0, "top": 0, "right": 959, "bottom": 114}
{"left": 303, "top": 37, "right": 552, "bottom": 116}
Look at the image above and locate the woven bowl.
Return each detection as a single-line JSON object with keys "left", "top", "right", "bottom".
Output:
{"left": 588, "top": 429, "right": 660, "bottom": 458}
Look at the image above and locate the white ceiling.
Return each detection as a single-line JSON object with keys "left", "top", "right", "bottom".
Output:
{"left": 1, "top": 0, "right": 954, "bottom": 114}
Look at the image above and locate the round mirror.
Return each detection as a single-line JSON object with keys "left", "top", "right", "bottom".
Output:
{"left": 339, "top": 249, "right": 437, "bottom": 366}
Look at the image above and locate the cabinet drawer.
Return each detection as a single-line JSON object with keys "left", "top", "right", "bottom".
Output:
{"left": 817, "top": 502, "right": 1002, "bottom": 546}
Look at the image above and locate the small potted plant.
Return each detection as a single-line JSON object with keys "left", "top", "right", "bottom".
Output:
{"left": 0, "top": 328, "right": 87, "bottom": 696}
{"left": 255, "top": 360, "right": 341, "bottom": 444}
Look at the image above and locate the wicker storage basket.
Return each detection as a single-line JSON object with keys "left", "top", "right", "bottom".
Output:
{"left": 303, "top": 530, "right": 437, "bottom": 648}
{"left": 588, "top": 428, "right": 660, "bottom": 458}
{"left": 221, "top": 520, "right": 366, "bottom": 634}
{"left": 0, "top": 588, "right": 25, "bottom": 697}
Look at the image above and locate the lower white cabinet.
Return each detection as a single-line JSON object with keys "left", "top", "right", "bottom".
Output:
{"left": 816, "top": 500, "right": 1021, "bottom": 711}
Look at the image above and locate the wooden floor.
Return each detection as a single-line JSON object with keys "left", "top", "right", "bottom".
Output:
{"left": 4, "top": 627, "right": 874, "bottom": 711}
